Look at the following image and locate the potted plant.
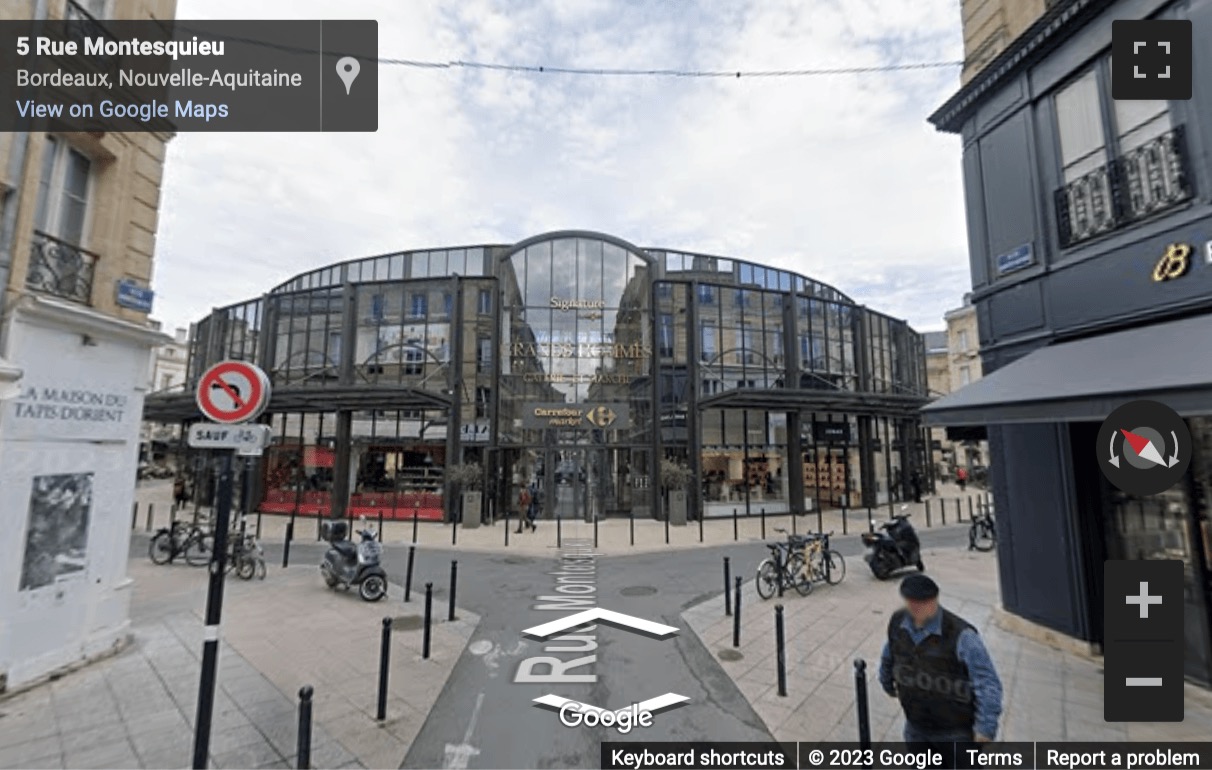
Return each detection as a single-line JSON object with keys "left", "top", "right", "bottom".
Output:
{"left": 660, "top": 458, "right": 692, "bottom": 526}
{"left": 447, "top": 462, "right": 483, "bottom": 528}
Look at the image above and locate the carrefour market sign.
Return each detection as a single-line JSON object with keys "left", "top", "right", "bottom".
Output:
{"left": 521, "top": 402, "right": 630, "bottom": 430}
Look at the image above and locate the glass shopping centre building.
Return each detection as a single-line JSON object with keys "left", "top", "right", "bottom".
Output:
{"left": 143, "top": 231, "right": 931, "bottom": 524}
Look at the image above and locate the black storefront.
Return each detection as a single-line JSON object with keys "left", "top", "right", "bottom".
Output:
{"left": 926, "top": 0, "right": 1212, "bottom": 684}
{"left": 144, "top": 230, "right": 930, "bottom": 534}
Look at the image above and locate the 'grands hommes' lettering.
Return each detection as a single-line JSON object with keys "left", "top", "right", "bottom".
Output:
{"left": 11, "top": 386, "right": 128, "bottom": 423}
{"left": 510, "top": 341, "right": 651, "bottom": 360}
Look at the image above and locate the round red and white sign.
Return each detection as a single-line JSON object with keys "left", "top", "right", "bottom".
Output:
{"left": 195, "top": 361, "right": 271, "bottom": 424}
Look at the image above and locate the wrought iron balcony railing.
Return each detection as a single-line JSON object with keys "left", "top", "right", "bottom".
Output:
{"left": 26, "top": 230, "right": 98, "bottom": 305}
{"left": 1055, "top": 126, "right": 1193, "bottom": 248}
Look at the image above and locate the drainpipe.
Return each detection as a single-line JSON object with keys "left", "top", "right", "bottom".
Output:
{"left": 0, "top": 0, "right": 50, "bottom": 335}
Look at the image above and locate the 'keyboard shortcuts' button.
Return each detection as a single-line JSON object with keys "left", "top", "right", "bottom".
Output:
{"left": 1103, "top": 560, "right": 1184, "bottom": 722}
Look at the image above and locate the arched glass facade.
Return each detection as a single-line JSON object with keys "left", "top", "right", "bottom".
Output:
{"left": 147, "top": 231, "right": 930, "bottom": 524}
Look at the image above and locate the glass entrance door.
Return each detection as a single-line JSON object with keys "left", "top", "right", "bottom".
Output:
{"left": 550, "top": 447, "right": 606, "bottom": 522}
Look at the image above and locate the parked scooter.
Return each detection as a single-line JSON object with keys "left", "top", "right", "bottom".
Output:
{"left": 861, "top": 505, "right": 925, "bottom": 580}
{"left": 320, "top": 518, "right": 387, "bottom": 601}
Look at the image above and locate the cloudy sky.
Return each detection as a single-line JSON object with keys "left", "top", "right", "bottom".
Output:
{"left": 154, "top": 0, "right": 969, "bottom": 334}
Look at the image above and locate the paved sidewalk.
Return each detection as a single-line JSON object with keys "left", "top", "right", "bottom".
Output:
{"left": 681, "top": 542, "right": 1212, "bottom": 744}
{"left": 135, "top": 479, "right": 987, "bottom": 557}
{"left": 0, "top": 556, "right": 478, "bottom": 769}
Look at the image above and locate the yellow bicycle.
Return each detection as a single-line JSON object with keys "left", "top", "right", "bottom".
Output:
{"left": 787, "top": 530, "right": 846, "bottom": 586}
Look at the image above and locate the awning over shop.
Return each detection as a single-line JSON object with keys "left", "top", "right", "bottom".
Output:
{"left": 303, "top": 446, "right": 335, "bottom": 467}
{"left": 923, "top": 313, "right": 1212, "bottom": 426}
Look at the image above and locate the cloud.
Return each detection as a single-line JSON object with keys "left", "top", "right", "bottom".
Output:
{"left": 152, "top": 0, "right": 970, "bottom": 335}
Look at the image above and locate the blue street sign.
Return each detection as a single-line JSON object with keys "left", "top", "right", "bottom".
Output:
{"left": 116, "top": 279, "right": 154, "bottom": 312}
{"left": 996, "top": 244, "right": 1034, "bottom": 275}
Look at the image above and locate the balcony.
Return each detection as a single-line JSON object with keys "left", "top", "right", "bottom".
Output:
{"left": 26, "top": 231, "right": 98, "bottom": 305}
{"left": 1055, "top": 126, "right": 1194, "bottom": 249}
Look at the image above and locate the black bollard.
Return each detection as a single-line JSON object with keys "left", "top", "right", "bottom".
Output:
{"left": 505, "top": 505, "right": 510, "bottom": 547}
{"left": 775, "top": 605, "right": 787, "bottom": 697}
{"left": 558, "top": 511, "right": 563, "bottom": 548}
{"left": 376, "top": 618, "right": 392, "bottom": 721}
{"left": 842, "top": 505, "right": 848, "bottom": 535}
{"left": 941, "top": 500, "right": 947, "bottom": 526}
{"left": 760, "top": 507, "right": 766, "bottom": 539}
{"left": 412, "top": 507, "right": 419, "bottom": 544}
{"left": 698, "top": 506, "right": 704, "bottom": 543}
{"left": 968, "top": 496, "right": 974, "bottom": 522}
{"left": 594, "top": 512, "right": 599, "bottom": 549}
{"left": 378, "top": 510, "right": 384, "bottom": 540}
{"left": 296, "top": 686, "right": 313, "bottom": 770}
{"left": 732, "top": 507, "right": 738, "bottom": 541}
{"left": 791, "top": 512, "right": 797, "bottom": 536}
{"left": 955, "top": 496, "right": 960, "bottom": 523}
{"left": 925, "top": 499, "right": 932, "bottom": 527}
{"left": 867, "top": 506, "right": 875, "bottom": 534}
{"left": 732, "top": 576, "right": 742, "bottom": 647}
{"left": 283, "top": 522, "right": 294, "bottom": 568}
{"left": 664, "top": 506, "right": 669, "bottom": 545}
{"left": 316, "top": 514, "right": 322, "bottom": 542}
{"left": 422, "top": 583, "right": 433, "bottom": 659}
{"left": 451, "top": 513, "right": 457, "bottom": 546}
{"left": 629, "top": 506, "right": 634, "bottom": 546}
{"left": 170, "top": 504, "right": 177, "bottom": 529}
{"left": 132, "top": 501, "right": 138, "bottom": 530}
{"left": 854, "top": 659, "right": 872, "bottom": 755}
{"left": 146, "top": 503, "right": 154, "bottom": 532}
{"left": 404, "top": 545, "right": 415, "bottom": 602}
{"left": 448, "top": 560, "right": 458, "bottom": 622}
{"left": 723, "top": 557, "right": 732, "bottom": 616}
{"left": 817, "top": 507, "right": 823, "bottom": 535}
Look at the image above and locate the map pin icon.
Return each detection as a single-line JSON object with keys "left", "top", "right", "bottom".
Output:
{"left": 336, "top": 56, "right": 360, "bottom": 95}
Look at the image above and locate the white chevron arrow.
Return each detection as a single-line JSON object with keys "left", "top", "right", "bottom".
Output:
{"left": 522, "top": 607, "right": 679, "bottom": 639}
{"left": 533, "top": 692, "right": 691, "bottom": 715}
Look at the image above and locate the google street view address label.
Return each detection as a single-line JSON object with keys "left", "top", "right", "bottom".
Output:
{"left": 0, "top": 19, "right": 376, "bottom": 132}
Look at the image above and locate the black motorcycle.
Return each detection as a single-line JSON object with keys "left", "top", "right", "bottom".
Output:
{"left": 861, "top": 505, "right": 925, "bottom": 580}
{"left": 320, "top": 519, "right": 388, "bottom": 601}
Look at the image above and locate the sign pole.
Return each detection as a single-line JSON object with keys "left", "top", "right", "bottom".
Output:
{"left": 192, "top": 449, "right": 234, "bottom": 769}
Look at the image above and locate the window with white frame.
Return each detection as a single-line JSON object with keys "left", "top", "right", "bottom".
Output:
{"left": 959, "top": 366, "right": 971, "bottom": 386}
{"left": 957, "top": 329, "right": 969, "bottom": 353}
{"left": 34, "top": 136, "right": 92, "bottom": 246}
{"left": 1053, "top": 60, "right": 1185, "bottom": 247}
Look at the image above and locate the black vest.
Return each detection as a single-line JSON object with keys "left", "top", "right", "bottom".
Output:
{"left": 887, "top": 608, "right": 976, "bottom": 732}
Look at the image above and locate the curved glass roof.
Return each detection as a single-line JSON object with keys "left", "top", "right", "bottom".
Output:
{"left": 261, "top": 234, "right": 854, "bottom": 306}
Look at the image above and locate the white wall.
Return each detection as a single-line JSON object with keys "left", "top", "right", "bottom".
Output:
{"left": 0, "top": 300, "right": 161, "bottom": 691}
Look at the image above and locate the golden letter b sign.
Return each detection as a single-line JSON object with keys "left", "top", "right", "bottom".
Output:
{"left": 1152, "top": 243, "right": 1192, "bottom": 282}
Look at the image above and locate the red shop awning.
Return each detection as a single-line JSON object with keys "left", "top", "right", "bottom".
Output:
{"left": 303, "top": 446, "right": 335, "bottom": 468}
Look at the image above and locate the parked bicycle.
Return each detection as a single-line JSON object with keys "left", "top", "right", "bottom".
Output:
{"left": 226, "top": 518, "right": 267, "bottom": 580}
{"left": 969, "top": 506, "right": 996, "bottom": 552}
{"left": 801, "top": 531, "right": 846, "bottom": 585}
{"left": 148, "top": 520, "right": 213, "bottom": 566}
{"left": 756, "top": 532, "right": 812, "bottom": 599}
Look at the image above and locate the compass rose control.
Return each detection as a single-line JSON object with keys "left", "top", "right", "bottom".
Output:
{"left": 1097, "top": 399, "right": 1191, "bottom": 496}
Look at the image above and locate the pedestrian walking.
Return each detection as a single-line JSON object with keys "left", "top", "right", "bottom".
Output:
{"left": 910, "top": 470, "right": 922, "bottom": 503}
{"left": 515, "top": 486, "right": 533, "bottom": 534}
{"left": 879, "top": 575, "right": 1002, "bottom": 769}
{"left": 956, "top": 466, "right": 968, "bottom": 491}
{"left": 525, "top": 482, "right": 540, "bottom": 532}
{"left": 173, "top": 476, "right": 189, "bottom": 510}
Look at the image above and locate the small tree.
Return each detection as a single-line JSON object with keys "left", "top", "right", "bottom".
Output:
{"left": 660, "top": 458, "right": 692, "bottom": 491}
{"left": 446, "top": 461, "right": 483, "bottom": 491}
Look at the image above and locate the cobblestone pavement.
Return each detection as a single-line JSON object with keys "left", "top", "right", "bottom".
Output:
{"left": 0, "top": 557, "right": 478, "bottom": 769}
{"left": 682, "top": 542, "right": 1212, "bottom": 744}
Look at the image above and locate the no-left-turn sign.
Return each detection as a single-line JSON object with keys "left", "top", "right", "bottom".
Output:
{"left": 195, "top": 360, "right": 271, "bottom": 424}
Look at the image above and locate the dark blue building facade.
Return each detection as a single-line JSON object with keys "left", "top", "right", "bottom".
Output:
{"left": 928, "top": 0, "right": 1212, "bottom": 684}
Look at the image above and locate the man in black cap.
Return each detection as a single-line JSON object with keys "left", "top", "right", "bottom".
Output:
{"left": 879, "top": 575, "right": 1003, "bottom": 769}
